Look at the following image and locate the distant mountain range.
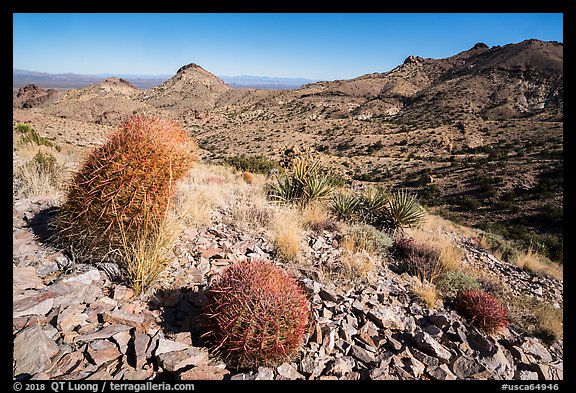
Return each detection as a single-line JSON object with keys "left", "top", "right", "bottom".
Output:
{"left": 12, "top": 69, "right": 317, "bottom": 90}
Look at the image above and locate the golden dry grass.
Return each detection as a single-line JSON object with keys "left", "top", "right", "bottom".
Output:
{"left": 405, "top": 212, "right": 465, "bottom": 272}
{"left": 512, "top": 247, "right": 563, "bottom": 281}
{"left": 340, "top": 250, "right": 379, "bottom": 283}
{"left": 412, "top": 279, "right": 439, "bottom": 309}
{"left": 270, "top": 207, "right": 303, "bottom": 262}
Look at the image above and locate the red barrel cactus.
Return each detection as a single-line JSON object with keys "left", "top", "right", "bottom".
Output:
{"left": 202, "top": 259, "right": 310, "bottom": 369}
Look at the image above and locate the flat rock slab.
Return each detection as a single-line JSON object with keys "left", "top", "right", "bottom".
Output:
{"left": 13, "top": 291, "right": 54, "bottom": 319}
{"left": 74, "top": 324, "right": 132, "bottom": 343}
{"left": 13, "top": 324, "right": 59, "bottom": 376}
{"left": 157, "top": 348, "right": 209, "bottom": 372}
{"left": 13, "top": 265, "right": 45, "bottom": 293}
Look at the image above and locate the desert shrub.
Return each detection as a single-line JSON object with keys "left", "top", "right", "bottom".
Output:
{"left": 13, "top": 151, "right": 61, "bottom": 197}
{"left": 438, "top": 270, "right": 481, "bottom": 295}
{"left": 342, "top": 223, "right": 393, "bottom": 256}
{"left": 455, "top": 289, "right": 508, "bottom": 334}
{"left": 267, "top": 157, "right": 336, "bottom": 207}
{"left": 225, "top": 153, "right": 281, "bottom": 174}
{"left": 202, "top": 259, "right": 310, "bottom": 369}
{"left": 454, "top": 196, "right": 481, "bottom": 211}
{"left": 53, "top": 115, "right": 198, "bottom": 267}
{"left": 393, "top": 237, "right": 443, "bottom": 282}
{"left": 15, "top": 122, "right": 60, "bottom": 151}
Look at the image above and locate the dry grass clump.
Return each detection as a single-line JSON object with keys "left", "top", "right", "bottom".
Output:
{"left": 507, "top": 294, "right": 563, "bottom": 343}
{"left": 512, "top": 246, "right": 563, "bottom": 280}
{"left": 301, "top": 202, "right": 340, "bottom": 232}
{"left": 270, "top": 207, "right": 303, "bottom": 262}
{"left": 412, "top": 279, "right": 439, "bottom": 309}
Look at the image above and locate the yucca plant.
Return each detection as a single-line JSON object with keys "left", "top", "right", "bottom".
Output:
{"left": 202, "top": 259, "right": 310, "bottom": 369}
{"left": 382, "top": 189, "right": 426, "bottom": 236}
{"left": 267, "top": 157, "right": 335, "bottom": 207}
{"left": 358, "top": 188, "right": 389, "bottom": 226}
{"left": 330, "top": 193, "right": 361, "bottom": 222}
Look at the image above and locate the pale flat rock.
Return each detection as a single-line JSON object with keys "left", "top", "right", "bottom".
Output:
{"left": 13, "top": 324, "right": 59, "bottom": 376}
{"left": 154, "top": 338, "right": 190, "bottom": 356}
{"left": 112, "top": 330, "right": 132, "bottom": 355}
{"left": 179, "top": 364, "right": 229, "bottom": 380}
{"left": 57, "top": 304, "right": 88, "bottom": 332}
{"left": 157, "top": 348, "right": 209, "bottom": 372}
{"left": 133, "top": 331, "right": 150, "bottom": 369}
{"left": 254, "top": 366, "right": 275, "bottom": 380}
{"left": 64, "top": 269, "right": 102, "bottom": 285}
{"left": 103, "top": 309, "right": 145, "bottom": 330}
{"left": 13, "top": 265, "right": 45, "bottom": 293}
{"left": 13, "top": 291, "right": 54, "bottom": 318}
{"left": 276, "top": 362, "right": 305, "bottom": 380}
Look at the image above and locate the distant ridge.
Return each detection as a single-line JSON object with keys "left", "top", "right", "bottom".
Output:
{"left": 13, "top": 69, "right": 317, "bottom": 91}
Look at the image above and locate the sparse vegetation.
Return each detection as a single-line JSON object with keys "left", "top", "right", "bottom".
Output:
{"left": 225, "top": 153, "right": 281, "bottom": 174}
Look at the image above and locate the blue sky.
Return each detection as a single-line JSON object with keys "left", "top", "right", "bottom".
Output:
{"left": 13, "top": 13, "right": 563, "bottom": 81}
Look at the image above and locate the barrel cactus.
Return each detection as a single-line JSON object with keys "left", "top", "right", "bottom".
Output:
{"left": 53, "top": 115, "right": 198, "bottom": 264}
{"left": 202, "top": 259, "right": 310, "bottom": 369}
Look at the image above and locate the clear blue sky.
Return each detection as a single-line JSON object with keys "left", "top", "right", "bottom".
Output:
{"left": 13, "top": 13, "right": 563, "bottom": 81}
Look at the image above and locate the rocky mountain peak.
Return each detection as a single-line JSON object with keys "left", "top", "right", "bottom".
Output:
{"left": 471, "top": 42, "right": 489, "bottom": 50}
{"left": 102, "top": 77, "right": 136, "bottom": 88}
{"left": 403, "top": 55, "right": 424, "bottom": 65}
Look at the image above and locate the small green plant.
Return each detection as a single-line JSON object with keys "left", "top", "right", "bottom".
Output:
{"left": 14, "top": 151, "right": 61, "bottom": 197}
{"left": 342, "top": 223, "right": 394, "bottom": 256}
{"left": 438, "top": 270, "right": 481, "bottom": 295}
{"left": 202, "top": 259, "right": 310, "bottom": 369}
{"left": 455, "top": 289, "right": 508, "bottom": 334}
{"left": 15, "top": 123, "right": 60, "bottom": 151}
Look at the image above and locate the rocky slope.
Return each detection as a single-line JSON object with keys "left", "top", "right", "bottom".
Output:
{"left": 12, "top": 188, "right": 563, "bottom": 380}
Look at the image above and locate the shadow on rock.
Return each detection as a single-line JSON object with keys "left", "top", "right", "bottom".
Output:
{"left": 25, "top": 206, "right": 59, "bottom": 244}
{"left": 148, "top": 286, "right": 213, "bottom": 348}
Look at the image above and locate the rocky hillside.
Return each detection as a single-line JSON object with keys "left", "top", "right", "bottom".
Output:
{"left": 12, "top": 161, "right": 563, "bottom": 380}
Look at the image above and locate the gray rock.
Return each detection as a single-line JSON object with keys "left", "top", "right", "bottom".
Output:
{"left": 422, "top": 323, "right": 443, "bottom": 338}
{"left": 514, "top": 369, "right": 539, "bottom": 380}
{"left": 428, "top": 314, "right": 450, "bottom": 330}
{"left": 157, "top": 347, "right": 209, "bottom": 372}
{"left": 427, "top": 364, "right": 457, "bottom": 380}
{"left": 413, "top": 331, "right": 452, "bottom": 362}
{"left": 410, "top": 347, "right": 440, "bottom": 368}
{"left": 13, "top": 324, "right": 59, "bottom": 376}
{"left": 367, "top": 307, "right": 405, "bottom": 330}
{"left": 254, "top": 367, "right": 275, "bottom": 380}
{"left": 467, "top": 331, "right": 496, "bottom": 356}
{"left": 349, "top": 344, "right": 376, "bottom": 365}
{"left": 450, "top": 355, "right": 486, "bottom": 379}
{"left": 276, "top": 362, "right": 305, "bottom": 380}
{"left": 520, "top": 337, "right": 553, "bottom": 363}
